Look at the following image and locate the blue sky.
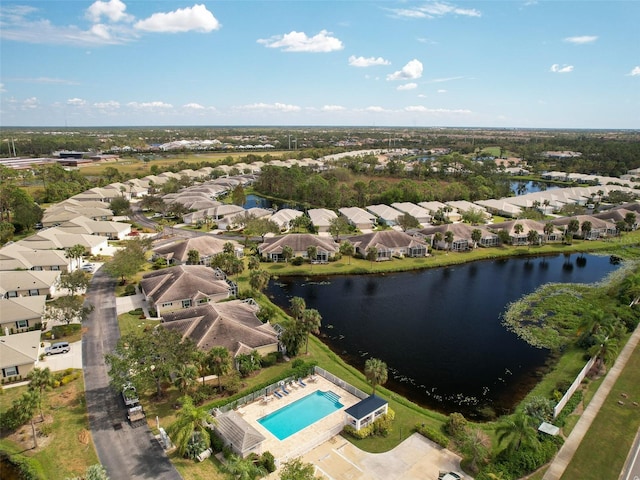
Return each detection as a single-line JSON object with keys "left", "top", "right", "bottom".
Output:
{"left": 1, "top": 1, "right": 638, "bottom": 128}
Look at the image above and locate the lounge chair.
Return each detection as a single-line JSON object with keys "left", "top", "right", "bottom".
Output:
{"left": 281, "top": 386, "right": 290, "bottom": 395}
{"left": 273, "top": 391, "right": 283, "bottom": 399}
{"left": 298, "top": 378, "right": 307, "bottom": 387}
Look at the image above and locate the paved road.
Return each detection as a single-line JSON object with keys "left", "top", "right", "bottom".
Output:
{"left": 83, "top": 270, "right": 181, "bottom": 480}
{"left": 621, "top": 426, "right": 640, "bottom": 480}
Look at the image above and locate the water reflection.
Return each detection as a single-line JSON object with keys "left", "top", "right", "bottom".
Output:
{"left": 266, "top": 253, "right": 619, "bottom": 417}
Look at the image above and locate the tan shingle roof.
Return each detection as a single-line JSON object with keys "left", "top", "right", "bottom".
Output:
{"left": 140, "top": 265, "right": 230, "bottom": 304}
{"left": 215, "top": 410, "right": 265, "bottom": 453}
{"left": 259, "top": 234, "right": 339, "bottom": 255}
{"left": 348, "top": 230, "right": 428, "bottom": 251}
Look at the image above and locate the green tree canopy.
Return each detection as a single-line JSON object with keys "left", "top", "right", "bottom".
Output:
{"left": 364, "top": 357, "right": 388, "bottom": 395}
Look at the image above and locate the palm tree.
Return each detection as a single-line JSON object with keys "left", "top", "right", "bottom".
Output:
{"left": 306, "top": 245, "right": 318, "bottom": 265}
{"left": 282, "top": 245, "right": 294, "bottom": 263}
{"left": 223, "top": 454, "right": 267, "bottom": 480}
{"left": 192, "top": 350, "right": 209, "bottom": 386}
{"left": 471, "top": 229, "right": 482, "bottom": 249}
{"left": 167, "top": 395, "right": 214, "bottom": 458}
{"left": 247, "top": 255, "right": 260, "bottom": 271}
{"left": 339, "top": 240, "right": 354, "bottom": 264}
{"left": 207, "top": 347, "right": 232, "bottom": 389}
{"left": 289, "top": 296, "right": 306, "bottom": 322}
{"left": 187, "top": 249, "right": 200, "bottom": 265}
{"left": 301, "top": 308, "right": 322, "bottom": 354}
{"left": 366, "top": 246, "right": 378, "bottom": 266}
{"left": 581, "top": 220, "right": 592, "bottom": 239}
{"left": 543, "top": 222, "right": 554, "bottom": 242}
{"left": 16, "top": 390, "right": 40, "bottom": 448}
{"left": 173, "top": 364, "right": 198, "bottom": 394}
{"left": 433, "top": 231, "right": 443, "bottom": 249}
{"left": 66, "top": 244, "right": 86, "bottom": 270}
{"left": 588, "top": 333, "right": 620, "bottom": 374}
{"left": 364, "top": 357, "right": 388, "bottom": 395}
{"left": 527, "top": 229, "right": 539, "bottom": 247}
{"left": 27, "top": 367, "right": 54, "bottom": 421}
{"left": 444, "top": 230, "right": 454, "bottom": 251}
{"left": 495, "top": 412, "right": 538, "bottom": 452}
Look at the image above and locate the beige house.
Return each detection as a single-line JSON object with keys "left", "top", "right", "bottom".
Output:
{"left": 0, "top": 270, "right": 60, "bottom": 299}
{"left": 347, "top": 230, "right": 429, "bottom": 260}
{"left": 258, "top": 234, "right": 339, "bottom": 262}
{"left": 56, "top": 216, "right": 131, "bottom": 240}
{"left": 140, "top": 265, "right": 235, "bottom": 316}
{"left": 419, "top": 223, "right": 500, "bottom": 251}
{"left": 17, "top": 228, "right": 109, "bottom": 255}
{"left": 0, "top": 244, "right": 73, "bottom": 272}
{"left": 0, "top": 330, "right": 42, "bottom": 382}
{"left": 0, "top": 296, "right": 46, "bottom": 335}
{"left": 161, "top": 300, "right": 279, "bottom": 357}
{"left": 152, "top": 236, "right": 243, "bottom": 266}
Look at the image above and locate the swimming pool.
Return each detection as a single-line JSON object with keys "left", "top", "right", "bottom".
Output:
{"left": 258, "top": 390, "right": 344, "bottom": 440}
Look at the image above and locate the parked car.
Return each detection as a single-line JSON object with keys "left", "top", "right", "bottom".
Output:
{"left": 45, "top": 341, "right": 70, "bottom": 355}
{"left": 82, "top": 264, "right": 94, "bottom": 273}
{"left": 438, "top": 473, "right": 462, "bottom": 480}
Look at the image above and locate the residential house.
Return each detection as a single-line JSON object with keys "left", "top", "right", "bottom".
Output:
{"left": 474, "top": 199, "right": 522, "bottom": 218}
{"left": 161, "top": 300, "right": 279, "bottom": 357}
{"left": 258, "top": 234, "right": 339, "bottom": 262}
{"left": 308, "top": 208, "right": 338, "bottom": 233}
{"left": 390, "top": 202, "right": 432, "bottom": 225}
{"left": 365, "top": 204, "right": 404, "bottom": 227}
{"left": 140, "top": 265, "right": 235, "bottom": 316}
{"left": 42, "top": 203, "right": 114, "bottom": 227}
{"left": 18, "top": 228, "right": 109, "bottom": 255}
{"left": 446, "top": 200, "right": 491, "bottom": 220}
{"left": 550, "top": 215, "right": 617, "bottom": 240}
{"left": 420, "top": 223, "right": 499, "bottom": 250}
{"left": 0, "top": 296, "right": 46, "bottom": 334}
{"left": 418, "top": 201, "right": 462, "bottom": 222}
{"left": 0, "top": 330, "right": 42, "bottom": 382}
{"left": 183, "top": 204, "right": 245, "bottom": 225}
{"left": 269, "top": 209, "right": 303, "bottom": 232}
{"left": 593, "top": 207, "right": 638, "bottom": 230}
{"left": 217, "top": 208, "right": 272, "bottom": 231}
{"left": 0, "top": 270, "right": 60, "bottom": 298}
{"left": 55, "top": 216, "right": 131, "bottom": 240}
{"left": 152, "top": 236, "right": 242, "bottom": 266}
{"left": 347, "top": 230, "right": 429, "bottom": 260}
{"left": 0, "top": 244, "right": 73, "bottom": 272}
{"left": 338, "top": 207, "right": 377, "bottom": 231}
{"left": 487, "top": 219, "right": 547, "bottom": 245}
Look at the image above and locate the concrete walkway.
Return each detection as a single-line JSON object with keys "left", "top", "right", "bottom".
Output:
{"left": 543, "top": 324, "right": 640, "bottom": 480}
{"left": 115, "top": 292, "right": 151, "bottom": 318}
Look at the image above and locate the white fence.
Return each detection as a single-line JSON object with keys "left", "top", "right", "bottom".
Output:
{"left": 553, "top": 356, "right": 596, "bottom": 418}
{"left": 275, "top": 422, "right": 345, "bottom": 468}
{"left": 314, "top": 366, "right": 368, "bottom": 400}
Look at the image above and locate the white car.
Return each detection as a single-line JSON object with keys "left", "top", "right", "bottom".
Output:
{"left": 81, "top": 264, "right": 94, "bottom": 273}
{"left": 438, "top": 473, "right": 462, "bottom": 480}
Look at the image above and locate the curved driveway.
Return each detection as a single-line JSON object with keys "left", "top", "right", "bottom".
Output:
{"left": 82, "top": 270, "right": 182, "bottom": 480}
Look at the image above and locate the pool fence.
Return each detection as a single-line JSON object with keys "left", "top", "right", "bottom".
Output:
{"left": 313, "top": 366, "right": 368, "bottom": 400}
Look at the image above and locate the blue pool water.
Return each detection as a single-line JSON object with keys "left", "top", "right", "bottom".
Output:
{"left": 258, "top": 390, "right": 344, "bottom": 440}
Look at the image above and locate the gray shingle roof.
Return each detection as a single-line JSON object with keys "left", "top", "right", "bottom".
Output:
{"left": 140, "top": 265, "right": 230, "bottom": 304}
{"left": 215, "top": 410, "right": 265, "bottom": 453}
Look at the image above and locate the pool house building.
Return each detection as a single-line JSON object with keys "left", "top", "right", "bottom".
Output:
{"left": 344, "top": 395, "right": 389, "bottom": 431}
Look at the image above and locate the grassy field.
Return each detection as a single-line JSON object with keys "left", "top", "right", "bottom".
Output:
{"left": 560, "top": 341, "right": 640, "bottom": 480}
{"left": 0, "top": 375, "right": 99, "bottom": 480}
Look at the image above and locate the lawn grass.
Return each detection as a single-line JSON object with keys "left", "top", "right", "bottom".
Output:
{"left": 117, "top": 311, "right": 160, "bottom": 337}
{"left": 0, "top": 376, "right": 99, "bottom": 480}
{"left": 560, "top": 341, "right": 640, "bottom": 480}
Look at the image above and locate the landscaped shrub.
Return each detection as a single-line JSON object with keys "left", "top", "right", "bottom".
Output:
{"left": 415, "top": 423, "right": 449, "bottom": 448}
{"left": 523, "top": 396, "right": 555, "bottom": 423}
{"left": 124, "top": 284, "right": 137, "bottom": 296}
{"left": 208, "top": 430, "right": 225, "bottom": 453}
{"left": 343, "top": 423, "right": 373, "bottom": 439}
{"left": 192, "top": 384, "right": 218, "bottom": 405}
{"left": 372, "top": 409, "right": 395, "bottom": 437}
{"left": 184, "top": 432, "right": 208, "bottom": 460}
{"left": 51, "top": 323, "right": 81, "bottom": 338}
{"left": 445, "top": 412, "right": 468, "bottom": 439}
{"left": 291, "top": 256, "right": 304, "bottom": 266}
{"left": 555, "top": 389, "right": 584, "bottom": 427}
{"left": 260, "top": 352, "right": 279, "bottom": 367}
{"left": 259, "top": 451, "right": 276, "bottom": 473}
{"left": 493, "top": 435, "right": 563, "bottom": 478}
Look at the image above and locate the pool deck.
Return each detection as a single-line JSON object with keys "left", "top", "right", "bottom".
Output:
{"left": 237, "top": 375, "right": 360, "bottom": 462}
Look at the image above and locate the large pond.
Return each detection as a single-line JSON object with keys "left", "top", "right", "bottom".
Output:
{"left": 510, "top": 180, "right": 559, "bottom": 196}
{"left": 266, "top": 253, "right": 620, "bottom": 418}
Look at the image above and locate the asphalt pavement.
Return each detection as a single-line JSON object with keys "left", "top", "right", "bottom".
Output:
{"left": 82, "top": 269, "right": 182, "bottom": 480}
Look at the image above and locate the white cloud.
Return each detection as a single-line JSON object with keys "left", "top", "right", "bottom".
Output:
{"left": 23, "top": 97, "right": 39, "bottom": 109}
{"left": 428, "top": 76, "right": 464, "bottom": 83}
{"left": 127, "top": 101, "right": 173, "bottom": 109}
{"left": 388, "top": 2, "right": 481, "bottom": 19}
{"left": 397, "top": 83, "right": 418, "bottom": 91}
{"left": 236, "top": 102, "right": 301, "bottom": 112}
{"left": 550, "top": 64, "right": 574, "bottom": 73}
{"left": 94, "top": 101, "right": 120, "bottom": 109}
{"left": 183, "top": 103, "right": 205, "bottom": 109}
{"left": 90, "top": 24, "right": 112, "bottom": 40}
{"left": 387, "top": 59, "right": 423, "bottom": 81}
{"left": 322, "top": 105, "right": 346, "bottom": 111}
{"left": 86, "top": 0, "right": 132, "bottom": 23}
{"left": 257, "top": 30, "right": 343, "bottom": 53}
{"left": 135, "top": 4, "right": 220, "bottom": 33}
{"left": 348, "top": 55, "right": 390, "bottom": 67}
{"left": 67, "top": 98, "right": 86, "bottom": 106}
{"left": 437, "top": 89, "right": 447, "bottom": 93}
{"left": 564, "top": 35, "right": 598, "bottom": 45}
{"left": 628, "top": 66, "right": 640, "bottom": 76}
{"left": 366, "top": 106, "right": 387, "bottom": 112}
{"left": 0, "top": 83, "right": 5, "bottom": 93}
{"left": 404, "top": 105, "right": 471, "bottom": 114}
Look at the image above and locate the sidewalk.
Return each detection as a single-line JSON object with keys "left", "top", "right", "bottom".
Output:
{"left": 543, "top": 324, "right": 640, "bottom": 480}
{"left": 115, "top": 292, "right": 151, "bottom": 318}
